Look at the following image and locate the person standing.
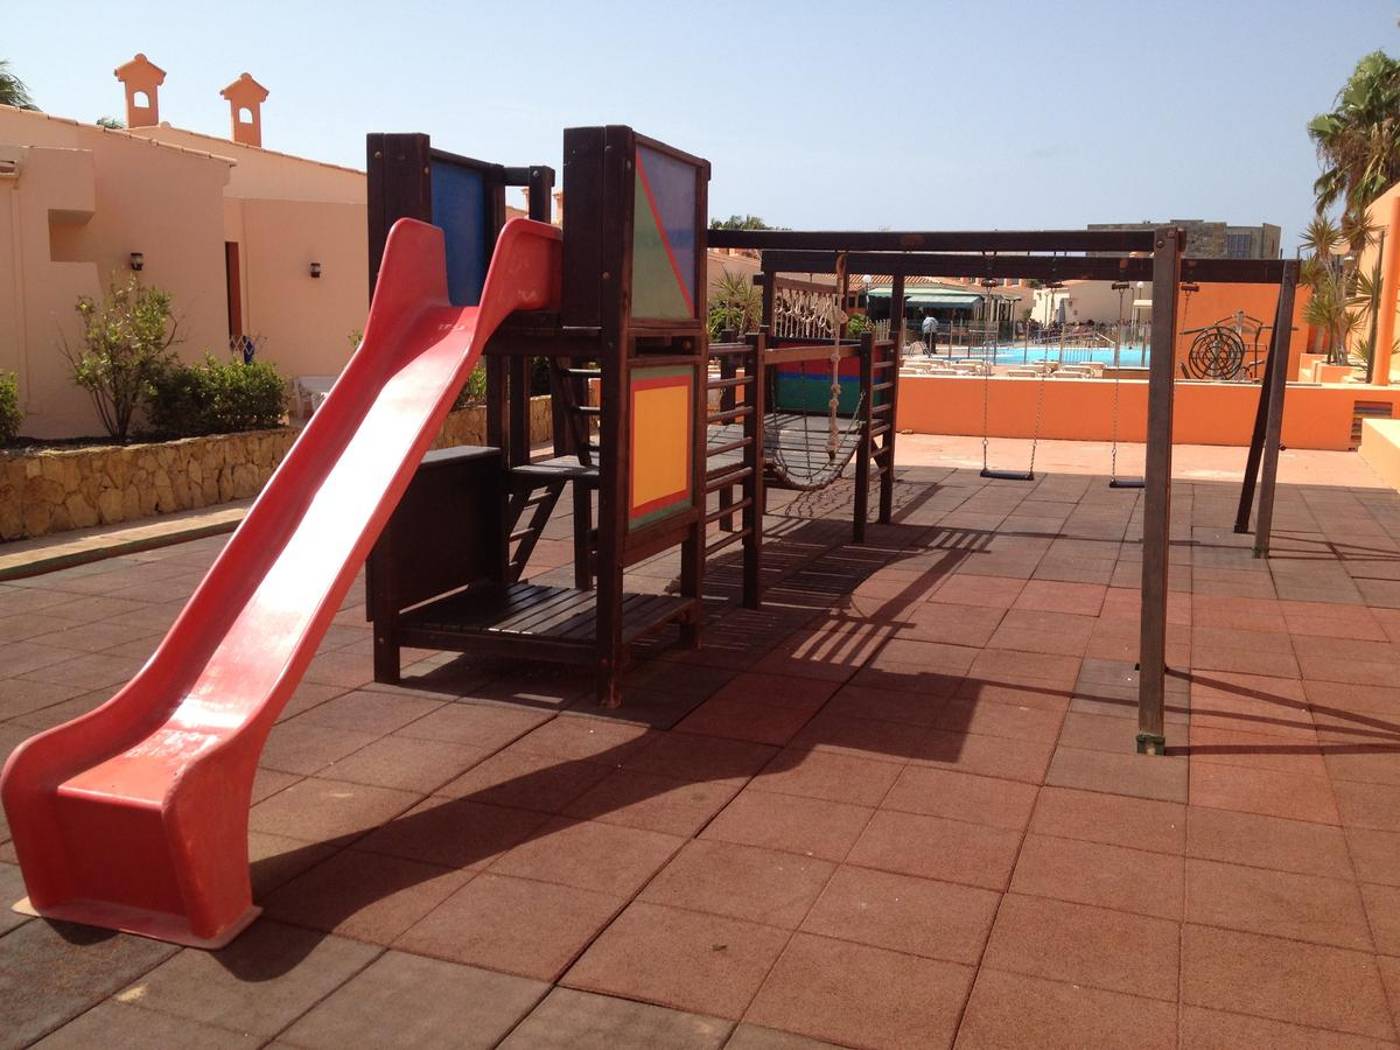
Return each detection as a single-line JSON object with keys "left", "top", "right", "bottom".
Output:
{"left": 921, "top": 311, "right": 938, "bottom": 355}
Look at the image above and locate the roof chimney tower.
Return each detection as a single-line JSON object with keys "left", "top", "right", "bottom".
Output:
{"left": 113, "top": 53, "right": 166, "bottom": 128}
{"left": 220, "top": 73, "right": 269, "bottom": 147}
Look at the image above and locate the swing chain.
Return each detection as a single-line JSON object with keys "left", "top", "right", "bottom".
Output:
{"left": 1028, "top": 360, "right": 1046, "bottom": 479}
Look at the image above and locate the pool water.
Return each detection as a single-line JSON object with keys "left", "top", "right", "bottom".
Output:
{"left": 937, "top": 344, "right": 1151, "bottom": 367}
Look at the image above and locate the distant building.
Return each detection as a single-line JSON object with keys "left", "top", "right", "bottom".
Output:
{"left": 1087, "top": 220, "right": 1282, "bottom": 259}
{"left": 0, "top": 53, "right": 369, "bottom": 437}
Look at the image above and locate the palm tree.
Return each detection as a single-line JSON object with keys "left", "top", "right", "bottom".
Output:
{"left": 1308, "top": 50, "right": 1400, "bottom": 237}
{"left": 1300, "top": 214, "right": 1360, "bottom": 364}
{"left": 0, "top": 60, "right": 36, "bottom": 110}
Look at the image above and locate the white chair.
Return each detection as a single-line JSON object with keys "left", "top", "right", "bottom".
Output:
{"left": 294, "top": 375, "right": 339, "bottom": 419}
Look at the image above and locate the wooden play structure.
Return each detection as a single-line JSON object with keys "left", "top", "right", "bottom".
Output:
{"left": 365, "top": 128, "right": 903, "bottom": 708}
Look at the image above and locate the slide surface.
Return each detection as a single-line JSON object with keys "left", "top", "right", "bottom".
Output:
{"left": 0, "top": 217, "right": 560, "bottom": 947}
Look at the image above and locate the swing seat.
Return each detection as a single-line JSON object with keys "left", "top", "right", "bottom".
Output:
{"left": 980, "top": 469, "right": 1035, "bottom": 482}
{"left": 1109, "top": 477, "right": 1145, "bottom": 489}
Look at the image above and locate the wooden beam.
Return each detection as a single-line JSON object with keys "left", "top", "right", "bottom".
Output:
{"left": 709, "top": 229, "right": 1157, "bottom": 253}
{"left": 1138, "top": 226, "right": 1182, "bottom": 756}
{"left": 1252, "top": 262, "right": 1299, "bottom": 557}
{"left": 754, "top": 251, "right": 1292, "bottom": 285}
{"left": 1233, "top": 325, "right": 1278, "bottom": 534}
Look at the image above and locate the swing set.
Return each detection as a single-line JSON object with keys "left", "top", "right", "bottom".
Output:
{"left": 711, "top": 225, "right": 1301, "bottom": 755}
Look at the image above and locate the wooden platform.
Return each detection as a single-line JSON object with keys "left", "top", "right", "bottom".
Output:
{"left": 398, "top": 582, "right": 694, "bottom": 662}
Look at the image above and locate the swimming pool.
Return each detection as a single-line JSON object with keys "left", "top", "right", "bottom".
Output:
{"left": 937, "top": 344, "right": 1151, "bottom": 367}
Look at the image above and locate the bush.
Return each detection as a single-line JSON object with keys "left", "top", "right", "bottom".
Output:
{"left": 0, "top": 371, "right": 21, "bottom": 443}
{"left": 65, "top": 275, "right": 180, "bottom": 441}
{"left": 147, "top": 357, "right": 287, "bottom": 437}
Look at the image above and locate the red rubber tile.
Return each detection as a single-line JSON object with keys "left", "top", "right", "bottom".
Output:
{"left": 746, "top": 933, "right": 974, "bottom": 1050}
{"left": 508, "top": 714, "right": 656, "bottom": 762}
{"left": 987, "top": 609, "right": 1097, "bottom": 656}
{"left": 1187, "top": 807, "right": 1353, "bottom": 880}
{"left": 357, "top": 797, "right": 548, "bottom": 870}
{"left": 1347, "top": 827, "right": 1400, "bottom": 887}
{"left": 928, "top": 574, "right": 1026, "bottom": 610}
{"left": 395, "top": 703, "right": 552, "bottom": 752}
{"left": 489, "top": 817, "right": 683, "bottom": 897}
{"left": 967, "top": 649, "right": 1081, "bottom": 691}
{"left": 247, "top": 777, "right": 421, "bottom": 843}
{"left": 882, "top": 766, "right": 1039, "bottom": 831}
{"left": 1046, "top": 747, "right": 1188, "bottom": 803}
{"left": 564, "top": 768, "right": 741, "bottom": 836}
{"left": 1030, "top": 786, "right": 1184, "bottom": 855}
{"left": 801, "top": 864, "right": 999, "bottom": 964}
{"left": 641, "top": 838, "right": 834, "bottom": 929}
{"left": 1181, "top": 924, "right": 1393, "bottom": 1039}
{"left": 1336, "top": 781, "right": 1400, "bottom": 832}
{"left": 934, "top": 696, "right": 1064, "bottom": 742}
{"left": 1361, "top": 882, "right": 1400, "bottom": 957}
{"left": 982, "top": 893, "right": 1179, "bottom": 1001}
{"left": 708, "top": 671, "right": 842, "bottom": 712}
{"left": 677, "top": 697, "right": 815, "bottom": 746}
{"left": 435, "top": 747, "right": 612, "bottom": 813}
{"left": 1189, "top": 763, "right": 1338, "bottom": 824}
{"left": 1178, "top": 1005, "right": 1395, "bottom": 1050}
{"left": 702, "top": 788, "right": 874, "bottom": 862}
{"left": 263, "top": 849, "right": 471, "bottom": 944}
{"left": 901, "top": 602, "right": 1007, "bottom": 647}
{"left": 848, "top": 810, "right": 1021, "bottom": 891}
{"left": 1186, "top": 858, "right": 1371, "bottom": 950}
{"left": 563, "top": 901, "right": 790, "bottom": 1021}
{"left": 396, "top": 872, "right": 622, "bottom": 982}
{"left": 954, "top": 969, "right": 1177, "bottom": 1050}
{"left": 823, "top": 683, "right": 949, "bottom": 726}
{"left": 1013, "top": 580, "right": 1108, "bottom": 617}
{"left": 1011, "top": 833, "right": 1183, "bottom": 919}
{"left": 753, "top": 749, "right": 903, "bottom": 807}
{"left": 915, "top": 729, "right": 1055, "bottom": 784}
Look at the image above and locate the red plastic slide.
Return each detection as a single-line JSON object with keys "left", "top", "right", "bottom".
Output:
{"left": 0, "top": 217, "right": 561, "bottom": 947}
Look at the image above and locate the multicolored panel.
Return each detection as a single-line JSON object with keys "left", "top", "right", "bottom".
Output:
{"left": 775, "top": 358, "right": 862, "bottom": 414}
{"left": 632, "top": 145, "right": 698, "bottom": 320}
{"left": 629, "top": 365, "right": 694, "bottom": 529}
{"left": 430, "top": 160, "right": 490, "bottom": 306}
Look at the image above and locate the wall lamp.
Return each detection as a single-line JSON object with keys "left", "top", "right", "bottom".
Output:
{"left": 129, "top": 251, "right": 144, "bottom": 272}
{"left": 309, "top": 261, "right": 322, "bottom": 279}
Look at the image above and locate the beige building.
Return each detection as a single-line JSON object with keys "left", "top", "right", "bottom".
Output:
{"left": 0, "top": 54, "right": 368, "bottom": 438}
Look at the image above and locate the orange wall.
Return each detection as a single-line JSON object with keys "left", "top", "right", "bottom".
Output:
{"left": 1172, "top": 281, "right": 1313, "bottom": 380}
{"left": 895, "top": 375, "right": 1400, "bottom": 451}
{"left": 0, "top": 110, "right": 233, "bottom": 437}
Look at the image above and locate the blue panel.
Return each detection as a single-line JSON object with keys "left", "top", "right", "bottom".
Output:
{"left": 430, "top": 161, "right": 490, "bottom": 306}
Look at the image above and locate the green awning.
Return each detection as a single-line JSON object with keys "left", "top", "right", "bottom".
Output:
{"left": 865, "top": 286, "right": 983, "bottom": 307}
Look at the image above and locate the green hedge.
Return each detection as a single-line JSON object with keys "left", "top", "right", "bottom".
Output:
{"left": 0, "top": 371, "right": 21, "bottom": 443}
{"left": 147, "top": 357, "right": 287, "bottom": 437}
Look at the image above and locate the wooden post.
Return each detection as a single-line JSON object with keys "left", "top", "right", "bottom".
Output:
{"left": 365, "top": 133, "right": 431, "bottom": 303}
{"left": 1137, "top": 227, "right": 1181, "bottom": 756}
{"left": 854, "top": 332, "right": 874, "bottom": 543}
{"left": 1233, "top": 324, "right": 1278, "bottom": 533}
{"left": 1253, "top": 262, "right": 1298, "bottom": 558}
{"left": 1374, "top": 197, "right": 1400, "bottom": 387}
{"left": 1234, "top": 276, "right": 1292, "bottom": 533}
{"left": 743, "top": 331, "right": 766, "bottom": 608}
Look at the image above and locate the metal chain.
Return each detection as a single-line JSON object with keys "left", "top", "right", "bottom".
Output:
{"left": 1109, "top": 368, "right": 1122, "bottom": 481}
{"left": 1028, "top": 363, "right": 1047, "bottom": 479}
{"left": 981, "top": 353, "right": 991, "bottom": 473}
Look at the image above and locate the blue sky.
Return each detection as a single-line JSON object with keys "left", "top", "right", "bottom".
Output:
{"left": 11, "top": 1, "right": 1398, "bottom": 248}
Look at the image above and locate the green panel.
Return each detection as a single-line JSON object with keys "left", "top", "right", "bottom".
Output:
{"left": 632, "top": 168, "right": 692, "bottom": 319}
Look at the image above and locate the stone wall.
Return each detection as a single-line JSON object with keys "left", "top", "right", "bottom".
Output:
{"left": 0, "top": 395, "right": 554, "bottom": 542}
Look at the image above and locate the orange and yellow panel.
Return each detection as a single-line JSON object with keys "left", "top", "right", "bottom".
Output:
{"left": 629, "top": 365, "right": 694, "bottom": 529}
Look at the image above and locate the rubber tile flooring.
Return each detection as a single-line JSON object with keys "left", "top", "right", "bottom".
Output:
{"left": 4, "top": 455, "right": 1400, "bottom": 1048}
